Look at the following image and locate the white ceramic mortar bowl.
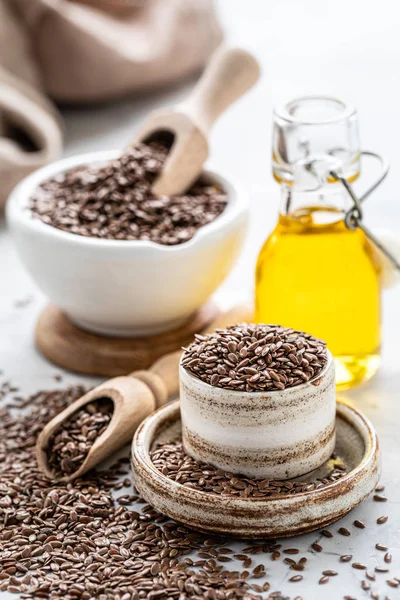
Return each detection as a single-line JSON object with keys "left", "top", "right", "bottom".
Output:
{"left": 6, "top": 150, "right": 248, "bottom": 337}
{"left": 180, "top": 351, "right": 336, "bottom": 480}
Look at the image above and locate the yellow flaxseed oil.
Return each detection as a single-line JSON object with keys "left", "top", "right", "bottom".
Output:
{"left": 255, "top": 206, "right": 382, "bottom": 389}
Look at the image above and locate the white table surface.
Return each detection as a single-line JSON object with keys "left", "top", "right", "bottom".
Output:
{"left": 1, "top": 1, "right": 400, "bottom": 598}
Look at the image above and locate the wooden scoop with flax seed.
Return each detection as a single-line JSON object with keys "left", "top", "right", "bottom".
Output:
{"left": 36, "top": 304, "right": 253, "bottom": 481}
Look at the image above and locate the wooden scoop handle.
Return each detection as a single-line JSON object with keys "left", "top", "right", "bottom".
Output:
{"left": 145, "top": 302, "right": 254, "bottom": 399}
{"left": 36, "top": 303, "right": 253, "bottom": 480}
{"left": 180, "top": 46, "right": 261, "bottom": 134}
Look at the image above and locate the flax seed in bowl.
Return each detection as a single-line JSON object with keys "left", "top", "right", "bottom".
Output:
{"left": 29, "top": 142, "right": 228, "bottom": 246}
{"left": 180, "top": 324, "right": 334, "bottom": 480}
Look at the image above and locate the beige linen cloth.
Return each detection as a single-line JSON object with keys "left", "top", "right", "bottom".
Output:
{"left": 0, "top": 0, "right": 223, "bottom": 207}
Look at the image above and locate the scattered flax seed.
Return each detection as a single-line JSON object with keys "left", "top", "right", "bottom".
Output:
{"left": 0, "top": 384, "right": 271, "bottom": 600}
{"left": 366, "top": 571, "right": 376, "bottom": 581}
{"left": 340, "top": 555, "right": 353, "bottom": 562}
{"left": 352, "top": 562, "right": 367, "bottom": 570}
{"left": 252, "top": 565, "right": 266, "bottom": 577}
{"left": 375, "top": 567, "right": 390, "bottom": 573}
{"left": 321, "top": 530, "right": 333, "bottom": 538}
{"left": 338, "top": 527, "right": 351, "bottom": 536}
{"left": 0, "top": 380, "right": 393, "bottom": 600}
{"left": 361, "top": 580, "right": 371, "bottom": 591}
{"left": 218, "top": 547, "right": 233, "bottom": 554}
{"left": 216, "top": 555, "right": 232, "bottom": 562}
{"left": 375, "top": 485, "right": 385, "bottom": 492}
{"left": 384, "top": 552, "right": 392, "bottom": 563}
{"left": 374, "top": 494, "right": 388, "bottom": 502}
{"left": 387, "top": 579, "right": 399, "bottom": 588}
{"left": 377, "top": 515, "right": 389, "bottom": 524}
{"left": 376, "top": 543, "right": 388, "bottom": 551}
{"left": 181, "top": 322, "right": 328, "bottom": 392}
{"left": 344, "top": 597, "right": 357, "bottom": 600}
{"left": 353, "top": 519, "right": 365, "bottom": 529}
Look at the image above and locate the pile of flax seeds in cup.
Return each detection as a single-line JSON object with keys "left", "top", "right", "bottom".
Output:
{"left": 0, "top": 380, "right": 395, "bottom": 600}
{"left": 181, "top": 323, "right": 328, "bottom": 392}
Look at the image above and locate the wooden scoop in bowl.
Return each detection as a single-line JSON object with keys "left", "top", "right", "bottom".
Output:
{"left": 36, "top": 304, "right": 253, "bottom": 481}
{"left": 132, "top": 45, "right": 260, "bottom": 196}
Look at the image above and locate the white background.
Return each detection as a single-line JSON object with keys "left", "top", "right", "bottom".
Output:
{"left": 1, "top": 1, "right": 400, "bottom": 597}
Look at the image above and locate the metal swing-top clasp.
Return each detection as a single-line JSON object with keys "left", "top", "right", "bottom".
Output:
{"left": 329, "top": 151, "right": 400, "bottom": 274}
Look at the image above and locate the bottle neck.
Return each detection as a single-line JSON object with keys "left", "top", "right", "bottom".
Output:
{"left": 279, "top": 184, "right": 350, "bottom": 217}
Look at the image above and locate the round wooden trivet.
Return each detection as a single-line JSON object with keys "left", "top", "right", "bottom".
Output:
{"left": 35, "top": 302, "right": 219, "bottom": 377}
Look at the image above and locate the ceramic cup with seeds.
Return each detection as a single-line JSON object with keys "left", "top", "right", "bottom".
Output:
{"left": 180, "top": 323, "right": 336, "bottom": 479}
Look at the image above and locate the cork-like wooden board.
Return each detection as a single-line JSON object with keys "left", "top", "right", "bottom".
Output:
{"left": 35, "top": 302, "right": 219, "bottom": 377}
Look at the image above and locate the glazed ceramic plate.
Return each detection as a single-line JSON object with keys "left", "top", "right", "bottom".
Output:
{"left": 131, "top": 400, "right": 380, "bottom": 539}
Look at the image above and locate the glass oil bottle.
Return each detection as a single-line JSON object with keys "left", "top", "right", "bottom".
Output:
{"left": 255, "top": 97, "right": 383, "bottom": 389}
